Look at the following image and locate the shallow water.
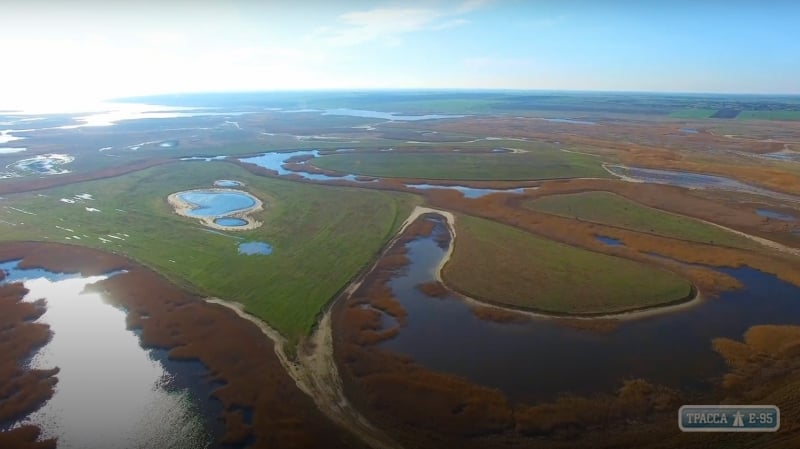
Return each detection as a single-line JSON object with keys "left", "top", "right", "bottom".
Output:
{"left": 541, "top": 118, "right": 596, "bottom": 125}
{"left": 213, "top": 179, "right": 243, "bottom": 188}
{"left": 239, "top": 150, "right": 377, "bottom": 183}
{"left": 405, "top": 183, "right": 529, "bottom": 199}
{"left": 595, "top": 235, "right": 624, "bottom": 246}
{"left": 238, "top": 241, "right": 273, "bottom": 255}
{"left": 756, "top": 208, "right": 796, "bottom": 221}
{"left": 606, "top": 165, "right": 800, "bottom": 203}
{"left": 379, "top": 216, "right": 800, "bottom": 402}
{"left": 321, "top": 108, "right": 464, "bottom": 121}
{"left": 178, "top": 190, "right": 256, "bottom": 217}
{"left": 762, "top": 151, "right": 800, "bottom": 162}
{"left": 214, "top": 217, "right": 248, "bottom": 227}
{"left": 0, "top": 261, "right": 217, "bottom": 449}
{"left": 7, "top": 153, "right": 73, "bottom": 176}
{"left": 679, "top": 128, "right": 699, "bottom": 134}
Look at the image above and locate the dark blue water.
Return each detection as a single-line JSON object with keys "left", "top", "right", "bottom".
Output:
{"left": 238, "top": 241, "right": 272, "bottom": 255}
{"left": 379, "top": 217, "right": 800, "bottom": 403}
{"left": 179, "top": 191, "right": 255, "bottom": 217}
{"left": 214, "top": 217, "right": 247, "bottom": 227}
{"left": 756, "top": 208, "right": 796, "bottom": 221}
{"left": 595, "top": 235, "right": 625, "bottom": 246}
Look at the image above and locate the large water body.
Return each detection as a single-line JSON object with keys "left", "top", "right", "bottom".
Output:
{"left": 0, "top": 261, "right": 217, "bottom": 449}
{"left": 320, "top": 108, "right": 465, "bottom": 121}
{"left": 178, "top": 190, "right": 256, "bottom": 217}
{"left": 379, "top": 216, "right": 800, "bottom": 403}
{"left": 0, "top": 103, "right": 252, "bottom": 142}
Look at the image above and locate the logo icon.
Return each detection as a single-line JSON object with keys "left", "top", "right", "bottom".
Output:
{"left": 679, "top": 405, "right": 780, "bottom": 432}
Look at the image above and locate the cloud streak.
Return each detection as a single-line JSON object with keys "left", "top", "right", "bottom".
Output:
{"left": 311, "top": 1, "right": 492, "bottom": 47}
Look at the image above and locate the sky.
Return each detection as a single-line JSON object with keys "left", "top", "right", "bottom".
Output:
{"left": 2, "top": 0, "right": 799, "bottom": 110}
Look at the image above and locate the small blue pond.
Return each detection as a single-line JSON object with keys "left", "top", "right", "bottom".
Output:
{"left": 756, "top": 209, "right": 796, "bottom": 221}
{"left": 595, "top": 235, "right": 624, "bottom": 246}
{"left": 680, "top": 128, "right": 699, "bottom": 134}
{"left": 179, "top": 191, "right": 255, "bottom": 217}
{"left": 238, "top": 241, "right": 273, "bottom": 255}
{"left": 214, "top": 217, "right": 247, "bottom": 227}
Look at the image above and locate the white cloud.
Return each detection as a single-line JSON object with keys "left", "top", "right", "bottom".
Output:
{"left": 321, "top": 8, "right": 442, "bottom": 46}
{"left": 311, "top": 0, "right": 491, "bottom": 47}
{"left": 431, "top": 18, "right": 471, "bottom": 30}
{"left": 456, "top": 0, "right": 494, "bottom": 14}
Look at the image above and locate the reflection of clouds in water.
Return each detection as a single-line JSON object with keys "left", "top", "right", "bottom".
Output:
{"left": 1, "top": 264, "right": 209, "bottom": 449}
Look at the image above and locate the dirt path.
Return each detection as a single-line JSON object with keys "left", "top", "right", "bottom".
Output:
{"left": 202, "top": 206, "right": 455, "bottom": 449}
{"left": 203, "top": 203, "right": 797, "bottom": 448}
{"left": 600, "top": 163, "right": 800, "bottom": 257}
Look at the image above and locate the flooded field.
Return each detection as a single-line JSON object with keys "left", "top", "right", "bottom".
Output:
{"left": 605, "top": 164, "right": 800, "bottom": 203}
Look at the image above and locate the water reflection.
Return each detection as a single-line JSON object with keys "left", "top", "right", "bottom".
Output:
{"left": 0, "top": 261, "right": 214, "bottom": 449}
{"left": 380, "top": 216, "right": 800, "bottom": 402}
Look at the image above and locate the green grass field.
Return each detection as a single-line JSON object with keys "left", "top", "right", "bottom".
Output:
{"left": 736, "top": 111, "right": 800, "bottom": 121}
{"left": 0, "top": 161, "right": 419, "bottom": 344}
{"left": 525, "top": 191, "right": 759, "bottom": 250}
{"left": 668, "top": 109, "right": 718, "bottom": 119}
{"left": 442, "top": 214, "right": 692, "bottom": 314}
{"left": 311, "top": 149, "right": 610, "bottom": 181}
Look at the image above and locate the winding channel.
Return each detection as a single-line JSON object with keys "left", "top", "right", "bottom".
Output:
{"left": 198, "top": 203, "right": 800, "bottom": 448}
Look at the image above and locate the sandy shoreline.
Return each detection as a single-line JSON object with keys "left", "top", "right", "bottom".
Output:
{"left": 167, "top": 188, "right": 263, "bottom": 231}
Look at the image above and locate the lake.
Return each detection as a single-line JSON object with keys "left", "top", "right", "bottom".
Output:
{"left": 0, "top": 261, "right": 219, "bottom": 449}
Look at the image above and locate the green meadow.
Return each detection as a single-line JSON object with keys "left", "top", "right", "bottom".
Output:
{"left": 443, "top": 214, "right": 692, "bottom": 314}
{"left": 311, "top": 149, "right": 610, "bottom": 181}
{"left": 525, "top": 191, "right": 759, "bottom": 249}
{"left": 0, "top": 161, "right": 419, "bottom": 344}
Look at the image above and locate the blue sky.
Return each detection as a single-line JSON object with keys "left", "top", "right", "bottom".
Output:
{"left": 2, "top": 0, "right": 798, "bottom": 109}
